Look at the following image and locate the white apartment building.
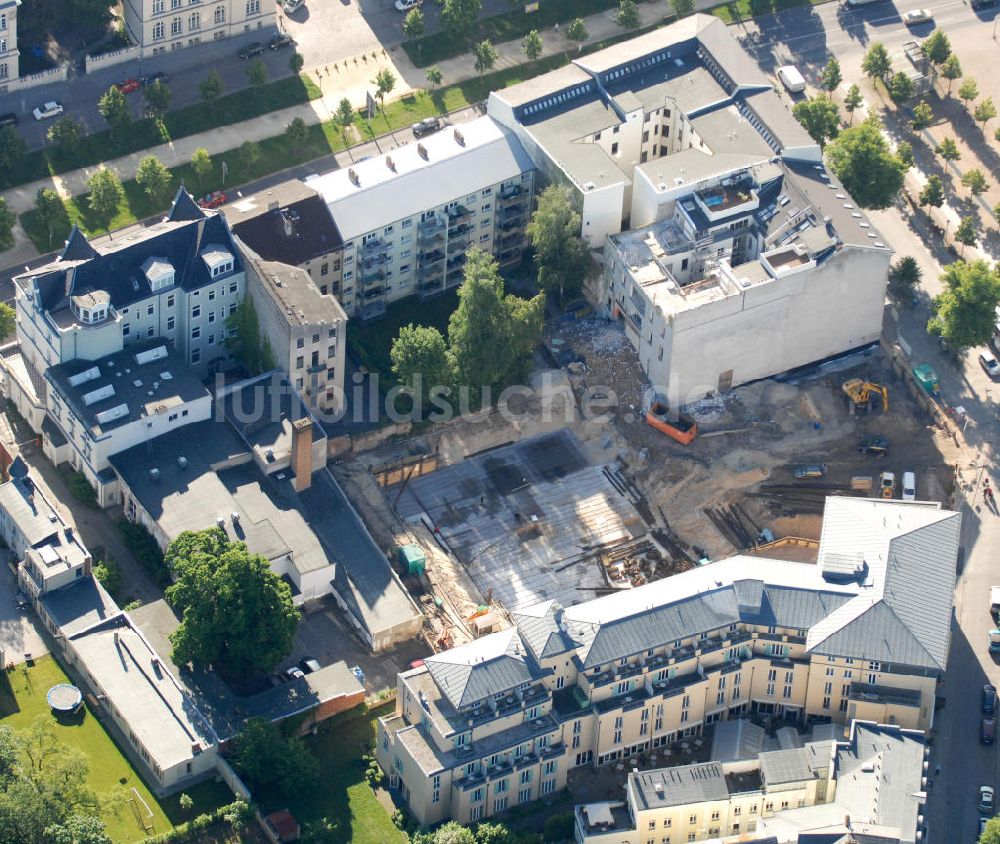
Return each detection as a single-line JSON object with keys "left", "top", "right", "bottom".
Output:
{"left": 306, "top": 116, "right": 535, "bottom": 320}
{"left": 0, "top": 0, "right": 20, "bottom": 85}
{"left": 377, "top": 497, "right": 958, "bottom": 827}
{"left": 123, "top": 0, "right": 275, "bottom": 57}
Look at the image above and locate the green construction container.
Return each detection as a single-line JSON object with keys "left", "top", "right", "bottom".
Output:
{"left": 913, "top": 364, "right": 939, "bottom": 396}
{"left": 398, "top": 543, "right": 426, "bottom": 575}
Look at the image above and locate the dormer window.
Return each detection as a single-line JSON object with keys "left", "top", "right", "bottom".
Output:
{"left": 142, "top": 256, "right": 175, "bottom": 291}
{"left": 200, "top": 245, "right": 235, "bottom": 278}
{"left": 70, "top": 290, "right": 111, "bottom": 325}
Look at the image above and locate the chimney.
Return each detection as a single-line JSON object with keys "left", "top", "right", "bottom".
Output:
{"left": 291, "top": 416, "right": 314, "bottom": 491}
{"left": 282, "top": 210, "right": 294, "bottom": 238}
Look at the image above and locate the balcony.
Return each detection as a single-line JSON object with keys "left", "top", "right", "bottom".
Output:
{"left": 418, "top": 249, "right": 445, "bottom": 267}
{"left": 499, "top": 186, "right": 524, "bottom": 205}
{"left": 417, "top": 280, "right": 445, "bottom": 299}
{"left": 447, "top": 205, "right": 471, "bottom": 225}
{"left": 358, "top": 300, "right": 387, "bottom": 321}
{"left": 418, "top": 217, "right": 446, "bottom": 243}
{"left": 446, "top": 266, "right": 466, "bottom": 288}
{"left": 362, "top": 286, "right": 385, "bottom": 300}
{"left": 361, "top": 238, "right": 390, "bottom": 258}
{"left": 499, "top": 202, "right": 527, "bottom": 222}
{"left": 359, "top": 264, "right": 386, "bottom": 283}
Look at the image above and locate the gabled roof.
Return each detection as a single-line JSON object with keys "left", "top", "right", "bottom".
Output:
{"left": 167, "top": 186, "right": 207, "bottom": 222}
{"left": 61, "top": 226, "right": 98, "bottom": 262}
{"left": 510, "top": 600, "right": 577, "bottom": 660}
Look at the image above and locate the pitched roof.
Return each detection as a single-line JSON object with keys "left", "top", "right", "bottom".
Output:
{"left": 510, "top": 600, "right": 577, "bottom": 660}
{"left": 61, "top": 226, "right": 98, "bottom": 261}
{"left": 167, "top": 186, "right": 208, "bottom": 222}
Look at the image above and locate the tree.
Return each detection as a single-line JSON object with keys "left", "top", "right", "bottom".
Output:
{"left": 888, "top": 71, "right": 914, "bottom": 104}
{"left": 45, "top": 814, "right": 112, "bottom": 844}
{"left": 671, "top": 0, "right": 695, "bottom": 18}
{"left": 911, "top": 100, "right": 933, "bottom": 130}
{"left": 86, "top": 169, "right": 124, "bottom": 232}
{"left": 0, "top": 125, "right": 27, "bottom": 173}
{"left": 522, "top": 29, "right": 543, "bottom": 62}
{"left": 34, "top": 188, "right": 69, "bottom": 248}
{"left": 285, "top": 116, "right": 308, "bottom": 151}
{"left": 391, "top": 324, "right": 452, "bottom": 406}
{"left": 230, "top": 717, "right": 319, "bottom": 796}
{"left": 959, "top": 77, "right": 979, "bottom": 110}
{"left": 142, "top": 80, "right": 172, "bottom": 121}
{"left": 888, "top": 256, "right": 922, "bottom": 301}
{"left": 615, "top": 0, "right": 640, "bottom": 29}
{"left": 980, "top": 815, "right": 1000, "bottom": 844}
{"left": 819, "top": 57, "right": 842, "bottom": 93}
{"left": 178, "top": 793, "right": 194, "bottom": 814}
{"left": 792, "top": 97, "right": 840, "bottom": 148}
{"left": 97, "top": 85, "right": 131, "bottom": 137}
{"left": 962, "top": 168, "right": 990, "bottom": 196}
{"left": 191, "top": 147, "right": 213, "bottom": 183}
{"left": 861, "top": 42, "right": 891, "bottom": 83}
{"left": 474, "top": 822, "right": 514, "bottom": 844}
{"left": 844, "top": 84, "right": 863, "bottom": 126}
{"left": 372, "top": 67, "right": 396, "bottom": 114}
{"left": 166, "top": 528, "right": 299, "bottom": 676}
{"left": 527, "top": 185, "right": 591, "bottom": 301}
{"left": 941, "top": 53, "right": 962, "bottom": 95}
{"left": 335, "top": 97, "right": 355, "bottom": 145}
{"left": 974, "top": 96, "right": 997, "bottom": 131}
{"left": 918, "top": 175, "right": 945, "bottom": 208}
{"left": 825, "top": 118, "right": 906, "bottom": 210}
{"left": 239, "top": 140, "right": 261, "bottom": 171}
{"left": 199, "top": 70, "right": 224, "bottom": 104}
{"left": 440, "top": 0, "right": 481, "bottom": 41}
{"left": 135, "top": 155, "right": 172, "bottom": 202}
{"left": 403, "top": 8, "right": 425, "bottom": 51}
{"left": 953, "top": 216, "right": 980, "bottom": 255}
{"left": 420, "top": 66, "right": 442, "bottom": 94}
{"left": 936, "top": 137, "right": 961, "bottom": 162}
{"left": 471, "top": 40, "right": 497, "bottom": 78}
{"left": 247, "top": 59, "right": 268, "bottom": 89}
{"left": 0, "top": 199, "right": 14, "bottom": 250}
{"left": 433, "top": 822, "right": 476, "bottom": 844}
{"left": 566, "top": 18, "right": 589, "bottom": 51}
{"left": 448, "top": 249, "right": 545, "bottom": 406}
{"left": 289, "top": 51, "right": 305, "bottom": 74}
{"left": 922, "top": 29, "right": 951, "bottom": 66}
{"left": 895, "top": 140, "right": 914, "bottom": 170}
{"left": 47, "top": 117, "right": 84, "bottom": 157}
{"left": 928, "top": 259, "right": 1000, "bottom": 348}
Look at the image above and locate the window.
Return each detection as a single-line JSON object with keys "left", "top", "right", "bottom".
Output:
{"left": 229, "top": 281, "right": 238, "bottom": 294}
{"left": 611, "top": 142, "right": 619, "bottom": 155}
{"left": 146, "top": 326, "right": 155, "bottom": 338}
{"left": 246, "top": 0, "right": 260, "bottom": 12}
{"left": 822, "top": 696, "right": 831, "bottom": 709}
{"left": 214, "top": 5, "right": 225, "bottom": 22}
{"left": 208, "top": 334, "right": 215, "bottom": 345}
{"left": 208, "top": 312, "right": 216, "bottom": 323}
{"left": 147, "top": 304, "right": 155, "bottom": 316}
{"left": 869, "top": 661, "right": 881, "bottom": 671}
{"left": 189, "top": 11, "right": 200, "bottom": 29}
{"left": 826, "top": 667, "right": 834, "bottom": 676}
{"left": 312, "top": 333, "right": 320, "bottom": 343}
{"left": 208, "top": 289, "right": 216, "bottom": 301}
{"left": 868, "top": 673, "right": 877, "bottom": 685}
{"left": 167, "top": 294, "right": 175, "bottom": 307}
{"left": 541, "top": 779, "right": 555, "bottom": 795}
{"left": 296, "top": 337, "right": 304, "bottom": 349}
{"left": 191, "top": 326, "right": 201, "bottom": 339}
{"left": 192, "top": 350, "right": 201, "bottom": 363}
{"left": 167, "top": 316, "right": 175, "bottom": 330}
{"left": 153, "top": 21, "right": 165, "bottom": 39}
{"left": 171, "top": 16, "right": 181, "bottom": 34}
{"left": 192, "top": 305, "right": 201, "bottom": 318}
{"left": 123, "top": 324, "right": 131, "bottom": 337}
{"left": 153, "top": 0, "right": 164, "bottom": 10}
{"left": 519, "top": 787, "right": 531, "bottom": 804}
{"left": 296, "top": 356, "right": 304, "bottom": 369}
{"left": 613, "top": 730, "right": 622, "bottom": 744}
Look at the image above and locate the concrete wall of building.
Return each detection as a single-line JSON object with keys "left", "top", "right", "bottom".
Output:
{"left": 123, "top": 0, "right": 276, "bottom": 58}
{"left": 0, "top": 1, "right": 19, "bottom": 86}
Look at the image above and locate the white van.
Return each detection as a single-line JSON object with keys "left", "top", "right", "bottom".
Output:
{"left": 777, "top": 65, "right": 806, "bottom": 94}
{"left": 902, "top": 471, "right": 916, "bottom": 501}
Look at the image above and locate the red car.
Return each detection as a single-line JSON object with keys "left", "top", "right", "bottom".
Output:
{"left": 197, "top": 191, "right": 227, "bottom": 209}
{"left": 115, "top": 78, "right": 140, "bottom": 94}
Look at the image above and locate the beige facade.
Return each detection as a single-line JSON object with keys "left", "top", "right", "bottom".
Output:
{"left": 0, "top": 0, "right": 19, "bottom": 84}
{"left": 123, "top": 0, "right": 275, "bottom": 57}
{"left": 377, "top": 499, "right": 957, "bottom": 827}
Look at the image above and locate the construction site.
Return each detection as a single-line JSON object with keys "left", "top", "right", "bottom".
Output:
{"left": 333, "top": 316, "right": 960, "bottom": 654}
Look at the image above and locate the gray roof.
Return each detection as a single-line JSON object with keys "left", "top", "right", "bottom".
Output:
{"left": 631, "top": 762, "right": 730, "bottom": 810}
{"left": 760, "top": 747, "right": 815, "bottom": 786}
{"left": 0, "top": 475, "right": 63, "bottom": 548}
{"left": 46, "top": 340, "right": 209, "bottom": 437}
{"left": 40, "top": 576, "right": 120, "bottom": 638}
{"left": 711, "top": 718, "right": 768, "bottom": 763}
{"left": 242, "top": 253, "right": 346, "bottom": 328}
{"left": 511, "top": 601, "right": 577, "bottom": 660}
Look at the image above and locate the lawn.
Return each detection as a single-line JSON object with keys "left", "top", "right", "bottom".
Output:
{"left": 257, "top": 703, "right": 406, "bottom": 844}
{"left": 0, "top": 656, "right": 230, "bottom": 842}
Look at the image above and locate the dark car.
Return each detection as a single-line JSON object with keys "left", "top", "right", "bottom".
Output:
{"left": 0, "top": 112, "right": 18, "bottom": 127}
{"left": 984, "top": 684, "right": 996, "bottom": 714}
{"left": 982, "top": 717, "right": 996, "bottom": 745}
{"left": 285, "top": 666, "right": 305, "bottom": 681}
{"left": 238, "top": 42, "right": 264, "bottom": 59}
{"left": 141, "top": 72, "right": 169, "bottom": 86}
{"left": 973, "top": 0, "right": 998, "bottom": 9}
{"left": 269, "top": 33, "right": 294, "bottom": 50}
{"left": 411, "top": 116, "right": 442, "bottom": 138}
{"left": 858, "top": 435, "right": 889, "bottom": 456}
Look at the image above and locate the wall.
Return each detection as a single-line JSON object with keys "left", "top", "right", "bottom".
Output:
{"left": 0, "top": 64, "right": 68, "bottom": 95}
{"left": 84, "top": 45, "right": 141, "bottom": 73}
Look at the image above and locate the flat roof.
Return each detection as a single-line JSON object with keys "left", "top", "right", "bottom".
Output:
{"left": 46, "top": 341, "right": 209, "bottom": 437}
{"left": 242, "top": 254, "right": 347, "bottom": 328}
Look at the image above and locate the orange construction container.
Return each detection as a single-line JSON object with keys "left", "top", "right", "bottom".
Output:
{"left": 645, "top": 402, "right": 698, "bottom": 445}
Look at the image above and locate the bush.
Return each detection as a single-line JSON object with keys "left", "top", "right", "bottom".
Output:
{"left": 542, "top": 813, "right": 575, "bottom": 843}
{"left": 93, "top": 558, "right": 123, "bottom": 598}
{"left": 65, "top": 470, "right": 97, "bottom": 506}
{"left": 364, "top": 759, "right": 385, "bottom": 787}
{"left": 118, "top": 519, "right": 170, "bottom": 586}
{"left": 140, "top": 800, "right": 252, "bottom": 844}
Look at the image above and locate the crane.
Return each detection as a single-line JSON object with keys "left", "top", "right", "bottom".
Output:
{"left": 842, "top": 379, "right": 889, "bottom": 413}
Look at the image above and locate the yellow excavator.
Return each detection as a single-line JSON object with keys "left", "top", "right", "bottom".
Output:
{"left": 842, "top": 378, "right": 889, "bottom": 413}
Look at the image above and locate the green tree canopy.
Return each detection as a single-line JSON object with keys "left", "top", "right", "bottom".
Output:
{"left": 671, "top": 0, "right": 695, "bottom": 18}
{"left": 0, "top": 198, "right": 14, "bottom": 250}
{"left": 191, "top": 147, "right": 213, "bottom": 182}
{"left": 922, "top": 29, "right": 951, "bottom": 65}
{"left": 918, "top": 175, "right": 945, "bottom": 207}
{"left": 615, "top": 0, "right": 640, "bottom": 29}
{"left": 0, "top": 125, "right": 27, "bottom": 173}
{"left": 390, "top": 324, "right": 453, "bottom": 406}
{"left": 47, "top": 117, "right": 83, "bottom": 157}
{"left": 792, "top": 96, "right": 840, "bottom": 147}
{"left": 936, "top": 137, "right": 961, "bottom": 162}
{"left": 166, "top": 528, "right": 299, "bottom": 676}
{"left": 911, "top": 100, "right": 933, "bottom": 130}
{"left": 199, "top": 70, "right": 224, "bottom": 103}
{"left": 959, "top": 77, "right": 979, "bottom": 107}
{"left": 86, "top": 169, "right": 124, "bottom": 231}
{"left": 425, "top": 65, "right": 443, "bottom": 88}
{"left": 471, "top": 40, "right": 498, "bottom": 77}
{"left": 522, "top": 29, "right": 543, "bottom": 61}
{"left": 403, "top": 8, "right": 425, "bottom": 48}
{"left": 961, "top": 168, "right": 990, "bottom": 196}
{"left": 928, "top": 259, "right": 1000, "bottom": 348}
{"left": 980, "top": 815, "right": 1000, "bottom": 844}
{"left": 45, "top": 814, "right": 112, "bottom": 844}
{"left": 285, "top": 116, "right": 309, "bottom": 151}
{"left": 247, "top": 59, "right": 268, "bottom": 89}
{"left": 974, "top": 96, "right": 997, "bottom": 131}
{"left": 861, "top": 42, "right": 891, "bottom": 81}
{"left": 474, "top": 822, "right": 515, "bottom": 844}
{"left": 825, "top": 118, "right": 906, "bottom": 210}
{"left": 888, "top": 71, "right": 914, "bottom": 104}
{"left": 135, "top": 155, "right": 172, "bottom": 202}
{"left": 289, "top": 52, "right": 305, "bottom": 74}
{"left": 34, "top": 188, "right": 69, "bottom": 249}
{"left": 941, "top": 53, "right": 962, "bottom": 94}
{"left": 229, "top": 717, "right": 319, "bottom": 797}
{"left": 97, "top": 85, "right": 131, "bottom": 136}
{"left": 888, "top": 256, "right": 922, "bottom": 300}
{"left": 441, "top": 0, "right": 481, "bottom": 41}
{"left": 844, "top": 84, "right": 863, "bottom": 125}
{"left": 526, "top": 184, "right": 591, "bottom": 299}
{"left": 819, "top": 57, "right": 842, "bottom": 92}
{"left": 372, "top": 67, "right": 397, "bottom": 112}
{"left": 433, "top": 822, "right": 476, "bottom": 844}
{"left": 953, "top": 215, "right": 980, "bottom": 253}
{"left": 239, "top": 140, "right": 261, "bottom": 170}
{"left": 335, "top": 97, "right": 355, "bottom": 144}
{"left": 566, "top": 18, "right": 589, "bottom": 50}
{"left": 142, "top": 80, "right": 172, "bottom": 121}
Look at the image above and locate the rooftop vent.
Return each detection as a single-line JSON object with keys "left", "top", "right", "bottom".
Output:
{"left": 149, "top": 468, "right": 160, "bottom": 481}
{"left": 68, "top": 366, "right": 101, "bottom": 388}
{"left": 583, "top": 181, "right": 596, "bottom": 191}
{"left": 177, "top": 456, "right": 188, "bottom": 468}
{"left": 417, "top": 143, "right": 428, "bottom": 161}
{"left": 454, "top": 128, "right": 465, "bottom": 146}
{"left": 348, "top": 168, "right": 360, "bottom": 186}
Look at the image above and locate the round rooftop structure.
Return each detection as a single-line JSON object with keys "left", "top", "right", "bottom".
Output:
{"left": 46, "top": 684, "right": 82, "bottom": 713}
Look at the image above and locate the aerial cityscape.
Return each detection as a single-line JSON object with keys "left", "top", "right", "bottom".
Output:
{"left": 0, "top": 0, "right": 996, "bottom": 842}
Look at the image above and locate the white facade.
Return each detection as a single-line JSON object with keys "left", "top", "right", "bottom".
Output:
{"left": 0, "top": 0, "right": 20, "bottom": 85}
{"left": 123, "top": 0, "right": 275, "bottom": 57}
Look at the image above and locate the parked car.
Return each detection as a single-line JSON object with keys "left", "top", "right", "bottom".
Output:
{"left": 238, "top": 42, "right": 264, "bottom": 59}
{"left": 983, "top": 717, "right": 996, "bottom": 744}
{"left": 395, "top": 0, "right": 422, "bottom": 9}
{"left": 972, "top": 0, "right": 998, "bottom": 10}
{"left": 901, "top": 471, "right": 916, "bottom": 501}
{"left": 141, "top": 72, "right": 169, "bottom": 86}
{"left": 411, "top": 116, "right": 442, "bottom": 137}
{"left": 197, "top": 191, "right": 227, "bottom": 209}
{"left": 858, "top": 435, "right": 889, "bottom": 456}
{"left": 793, "top": 464, "right": 827, "bottom": 480}
{"left": 115, "top": 78, "right": 140, "bottom": 94}
{"left": 350, "top": 665, "right": 366, "bottom": 684}
{"left": 285, "top": 666, "right": 305, "bottom": 681}
{"left": 269, "top": 33, "right": 294, "bottom": 50}
{"left": 298, "top": 657, "right": 321, "bottom": 674}
{"left": 980, "top": 350, "right": 1000, "bottom": 379}
{"left": 981, "top": 786, "right": 996, "bottom": 813}
{"left": 283, "top": 0, "right": 304, "bottom": 11}
{"left": 902, "top": 8, "right": 933, "bottom": 24}
{"left": 777, "top": 65, "right": 806, "bottom": 94}
{"left": 32, "top": 101, "right": 64, "bottom": 121}
{"left": 984, "top": 684, "right": 996, "bottom": 714}
{"left": 0, "top": 112, "right": 19, "bottom": 127}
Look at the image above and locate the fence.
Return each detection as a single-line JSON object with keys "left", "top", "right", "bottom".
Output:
{"left": 85, "top": 44, "right": 142, "bottom": 74}
{"left": 0, "top": 64, "right": 69, "bottom": 96}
